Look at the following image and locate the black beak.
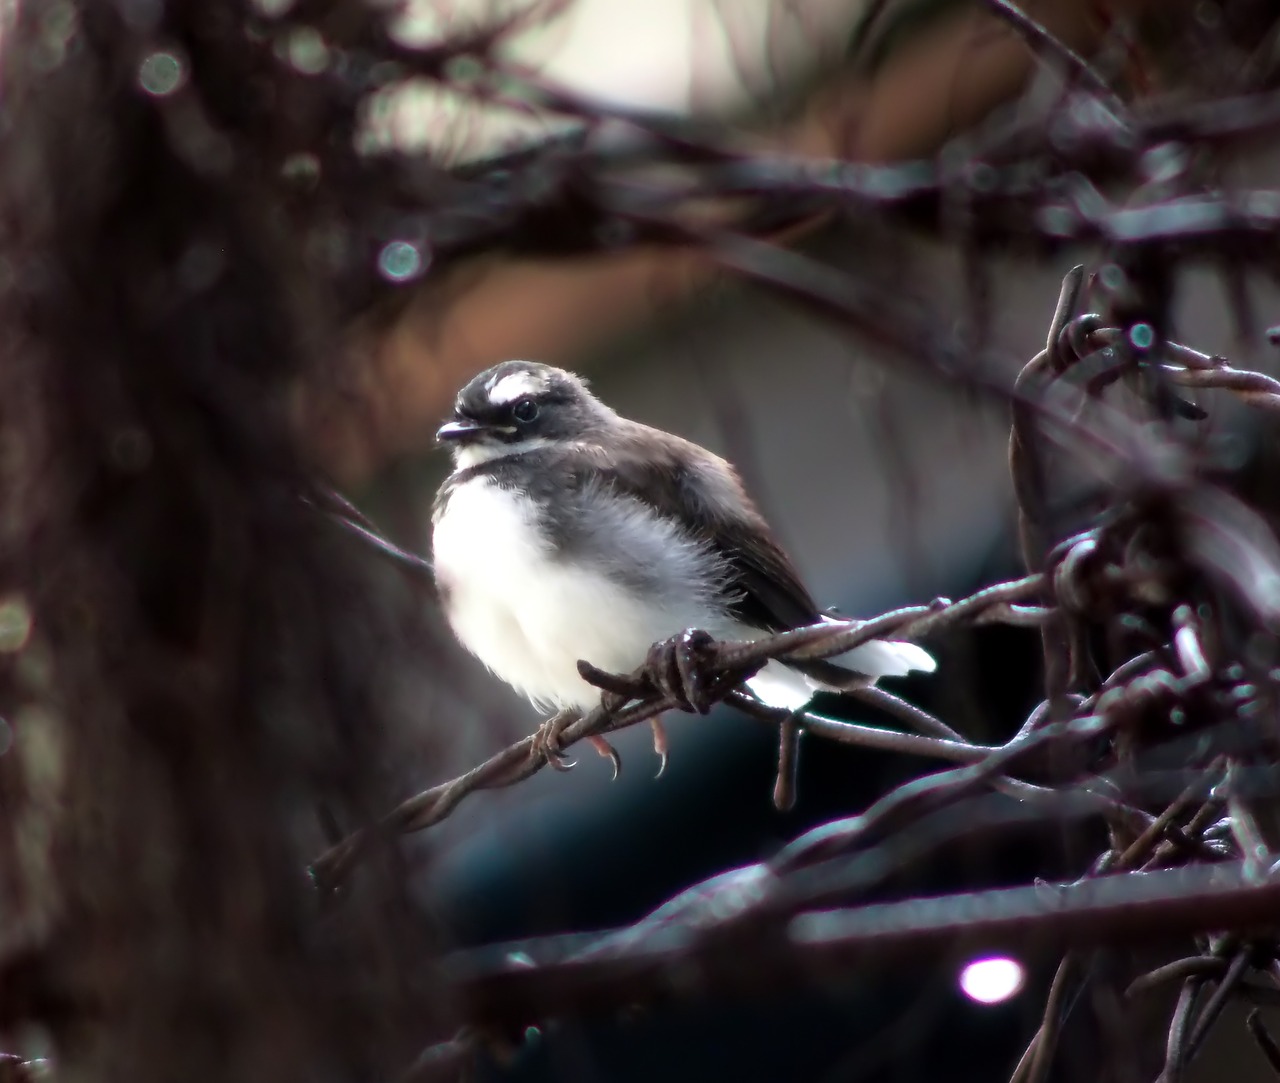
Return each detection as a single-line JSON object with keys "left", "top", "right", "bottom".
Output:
{"left": 436, "top": 418, "right": 483, "bottom": 443}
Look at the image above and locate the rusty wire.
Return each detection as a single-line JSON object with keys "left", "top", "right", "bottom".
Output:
{"left": 317, "top": 275, "right": 1280, "bottom": 1075}
{"left": 309, "top": 572, "right": 1046, "bottom": 889}
{"left": 222, "top": 2, "right": 1280, "bottom": 300}
{"left": 282, "top": 4, "right": 1280, "bottom": 1071}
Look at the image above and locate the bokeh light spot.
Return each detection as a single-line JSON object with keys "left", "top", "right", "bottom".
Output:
{"left": 281, "top": 152, "right": 321, "bottom": 189}
{"left": 138, "top": 52, "right": 184, "bottom": 96}
{"left": 443, "top": 54, "right": 484, "bottom": 83}
{"left": 0, "top": 596, "right": 33, "bottom": 654}
{"left": 1129, "top": 323, "right": 1155, "bottom": 350}
{"left": 959, "top": 956, "right": 1024, "bottom": 1004}
{"left": 1099, "top": 263, "right": 1126, "bottom": 292}
{"left": 286, "top": 27, "right": 329, "bottom": 75}
{"left": 377, "top": 240, "right": 427, "bottom": 283}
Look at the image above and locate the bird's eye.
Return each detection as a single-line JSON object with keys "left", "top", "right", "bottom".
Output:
{"left": 512, "top": 398, "right": 539, "bottom": 423}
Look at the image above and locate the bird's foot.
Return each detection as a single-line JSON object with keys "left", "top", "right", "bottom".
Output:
{"left": 531, "top": 708, "right": 580, "bottom": 771}
{"left": 643, "top": 628, "right": 721, "bottom": 714}
{"left": 575, "top": 629, "right": 723, "bottom": 779}
{"left": 578, "top": 630, "right": 724, "bottom": 716}
{"left": 530, "top": 708, "right": 624, "bottom": 778}
{"left": 577, "top": 659, "right": 644, "bottom": 714}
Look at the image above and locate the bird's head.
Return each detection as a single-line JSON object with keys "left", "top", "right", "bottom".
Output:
{"left": 436, "top": 360, "right": 610, "bottom": 467}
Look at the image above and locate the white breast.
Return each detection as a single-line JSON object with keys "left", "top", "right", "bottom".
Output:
{"left": 431, "top": 476, "right": 938, "bottom": 717}
{"left": 431, "top": 478, "right": 720, "bottom": 712}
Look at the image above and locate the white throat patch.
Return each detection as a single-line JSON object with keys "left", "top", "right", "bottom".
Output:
{"left": 453, "top": 436, "right": 553, "bottom": 470}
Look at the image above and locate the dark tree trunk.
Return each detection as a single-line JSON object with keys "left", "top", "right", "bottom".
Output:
{"left": 0, "top": 4, "right": 440, "bottom": 1079}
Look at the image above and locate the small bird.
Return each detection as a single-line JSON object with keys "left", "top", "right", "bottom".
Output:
{"left": 431, "top": 360, "right": 935, "bottom": 771}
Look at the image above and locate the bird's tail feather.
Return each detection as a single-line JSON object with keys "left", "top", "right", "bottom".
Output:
{"left": 813, "top": 638, "right": 937, "bottom": 682}
{"left": 745, "top": 638, "right": 936, "bottom": 711}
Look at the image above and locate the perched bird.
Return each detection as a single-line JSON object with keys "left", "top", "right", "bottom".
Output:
{"left": 431, "top": 360, "right": 935, "bottom": 771}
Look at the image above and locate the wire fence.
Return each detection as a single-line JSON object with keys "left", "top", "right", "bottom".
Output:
{"left": 323, "top": 277, "right": 1280, "bottom": 1082}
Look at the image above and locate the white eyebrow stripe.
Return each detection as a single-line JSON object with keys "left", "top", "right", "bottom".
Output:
{"left": 488, "top": 371, "right": 544, "bottom": 405}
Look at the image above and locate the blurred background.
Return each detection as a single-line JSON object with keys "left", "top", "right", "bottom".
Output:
{"left": 315, "top": 2, "right": 1280, "bottom": 1079}
{"left": 6, "top": 0, "right": 1280, "bottom": 1081}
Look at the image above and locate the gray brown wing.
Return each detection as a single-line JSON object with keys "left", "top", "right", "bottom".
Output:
{"left": 577, "top": 433, "right": 822, "bottom": 634}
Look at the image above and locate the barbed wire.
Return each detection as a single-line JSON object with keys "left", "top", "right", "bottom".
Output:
{"left": 231, "top": 2, "right": 1280, "bottom": 308}
{"left": 309, "top": 572, "right": 1051, "bottom": 889}
{"left": 280, "top": 7, "right": 1280, "bottom": 1075}
{"left": 311, "top": 267, "right": 1280, "bottom": 1077}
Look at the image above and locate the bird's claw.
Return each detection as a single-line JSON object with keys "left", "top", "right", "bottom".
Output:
{"left": 575, "top": 629, "right": 720, "bottom": 780}
{"left": 650, "top": 716, "right": 669, "bottom": 778}
{"left": 531, "top": 709, "right": 579, "bottom": 771}
{"left": 531, "top": 710, "right": 624, "bottom": 778}
{"left": 588, "top": 735, "right": 623, "bottom": 781}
